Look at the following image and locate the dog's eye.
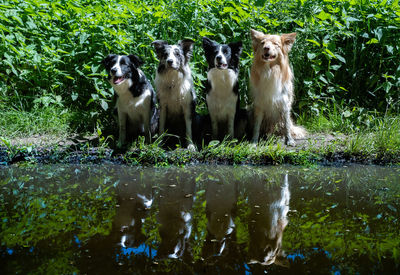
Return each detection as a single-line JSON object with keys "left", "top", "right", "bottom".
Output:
{"left": 223, "top": 48, "right": 228, "bottom": 54}
{"left": 174, "top": 49, "right": 180, "bottom": 56}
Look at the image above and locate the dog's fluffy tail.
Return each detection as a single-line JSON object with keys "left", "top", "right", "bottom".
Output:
{"left": 291, "top": 125, "right": 307, "bottom": 139}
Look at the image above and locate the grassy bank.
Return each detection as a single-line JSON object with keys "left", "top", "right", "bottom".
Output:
{"left": 1, "top": 115, "right": 399, "bottom": 166}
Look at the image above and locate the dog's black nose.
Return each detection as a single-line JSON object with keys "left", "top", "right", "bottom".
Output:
{"left": 216, "top": 55, "right": 222, "bottom": 61}
{"left": 111, "top": 68, "right": 117, "bottom": 74}
{"left": 167, "top": 59, "right": 173, "bottom": 65}
{"left": 264, "top": 46, "right": 270, "bottom": 51}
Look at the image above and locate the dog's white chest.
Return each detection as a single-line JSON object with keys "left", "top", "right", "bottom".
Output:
{"left": 156, "top": 69, "right": 193, "bottom": 114}
{"left": 207, "top": 68, "right": 237, "bottom": 92}
{"left": 206, "top": 68, "right": 238, "bottom": 117}
{"left": 252, "top": 68, "right": 290, "bottom": 109}
{"left": 116, "top": 87, "right": 151, "bottom": 121}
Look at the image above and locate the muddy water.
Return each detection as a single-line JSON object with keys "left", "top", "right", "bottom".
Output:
{"left": 0, "top": 165, "right": 399, "bottom": 274}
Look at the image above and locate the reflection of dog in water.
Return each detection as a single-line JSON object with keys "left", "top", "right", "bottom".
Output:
{"left": 157, "top": 173, "right": 195, "bottom": 260}
{"left": 114, "top": 175, "right": 153, "bottom": 249}
{"left": 203, "top": 177, "right": 237, "bottom": 258}
{"left": 248, "top": 174, "right": 290, "bottom": 267}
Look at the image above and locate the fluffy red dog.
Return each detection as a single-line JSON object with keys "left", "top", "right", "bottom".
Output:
{"left": 250, "top": 29, "right": 306, "bottom": 146}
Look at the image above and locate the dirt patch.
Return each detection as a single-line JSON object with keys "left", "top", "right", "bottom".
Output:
{"left": 287, "top": 133, "right": 347, "bottom": 150}
{"left": 5, "top": 134, "right": 99, "bottom": 147}
{"left": 5, "top": 133, "right": 345, "bottom": 149}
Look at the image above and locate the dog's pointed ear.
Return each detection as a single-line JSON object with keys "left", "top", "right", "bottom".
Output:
{"left": 228, "top": 41, "right": 243, "bottom": 57}
{"left": 151, "top": 40, "right": 168, "bottom": 58}
{"left": 250, "top": 29, "right": 265, "bottom": 41}
{"left": 281, "top": 33, "right": 297, "bottom": 53}
{"left": 128, "top": 55, "right": 144, "bottom": 68}
{"left": 179, "top": 39, "right": 195, "bottom": 62}
{"left": 202, "top": 37, "right": 215, "bottom": 52}
{"left": 102, "top": 54, "right": 116, "bottom": 69}
{"left": 250, "top": 29, "right": 265, "bottom": 52}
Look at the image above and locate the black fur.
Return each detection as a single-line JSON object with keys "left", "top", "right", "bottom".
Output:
{"left": 101, "top": 54, "right": 158, "bottom": 144}
{"left": 152, "top": 39, "right": 197, "bottom": 149}
{"left": 152, "top": 39, "right": 194, "bottom": 75}
{"left": 202, "top": 37, "right": 242, "bottom": 74}
{"left": 202, "top": 37, "right": 248, "bottom": 140}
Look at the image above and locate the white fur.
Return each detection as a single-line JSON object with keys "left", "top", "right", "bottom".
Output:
{"left": 206, "top": 68, "right": 238, "bottom": 138}
{"left": 155, "top": 65, "right": 195, "bottom": 149}
{"left": 250, "top": 31, "right": 306, "bottom": 146}
{"left": 248, "top": 173, "right": 290, "bottom": 266}
{"left": 251, "top": 65, "right": 292, "bottom": 128}
{"left": 251, "top": 65, "right": 300, "bottom": 145}
{"left": 111, "top": 56, "right": 123, "bottom": 77}
{"left": 167, "top": 45, "right": 181, "bottom": 69}
{"left": 268, "top": 174, "right": 290, "bottom": 239}
{"left": 111, "top": 70, "right": 152, "bottom": 145}
{"left": 215, "top": 46, "right": 228, "bottom": 66}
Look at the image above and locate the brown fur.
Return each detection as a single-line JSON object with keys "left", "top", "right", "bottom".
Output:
{"left": 250, "top": 29, "right": 306, "bottom": 145}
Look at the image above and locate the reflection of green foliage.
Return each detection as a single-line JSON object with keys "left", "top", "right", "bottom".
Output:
{"left": 1, "top": 165, "right": 399, "bottom": 273}
{"left": 143, "top": 207, "right": 160, "bottom": 248}
{"left": 285, "top": 166, "right": 400, "bottom": 271}
{"left": 35, "top": 251, "right": 79, "bottom": 275}
{"left": 191, "top": 189, "right": 207, "bottom": 261}
{"left": 235, "top": 198, "right": 249, "bottom": 246}
{"left": 0, "top": 165, "right": 117, "bottom": 273}
{"left": 0, "top": 168, "right": 116, "bottom": 247}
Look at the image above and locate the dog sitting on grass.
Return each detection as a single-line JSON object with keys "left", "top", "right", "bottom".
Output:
{"left": 102, "top": 54, "right": 158, "bottom": 147}
{"left": 152, "top": 39, "right": 197, "bottom": 151}
{"left": 250, "top": 29, "right": 306, "bottom": 146}
{"left": 202, "top": 37, "right": 243, "bottom": 141}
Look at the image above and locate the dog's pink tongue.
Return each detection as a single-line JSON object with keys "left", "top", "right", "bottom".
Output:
{"left": 114, "top": 77, "right": 124, "bottom": 84}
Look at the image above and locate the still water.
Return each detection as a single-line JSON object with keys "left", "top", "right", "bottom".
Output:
{"left": 0, "top": 164, "right": 399, "bottom": 274}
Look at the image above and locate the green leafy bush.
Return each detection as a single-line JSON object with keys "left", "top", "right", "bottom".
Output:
{"left": 1, "top": 0, "right": 399, "bottom": 130}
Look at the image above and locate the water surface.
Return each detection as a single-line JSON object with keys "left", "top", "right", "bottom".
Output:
{"left": 1, "top": 164, "right": 399, "bottom": 274}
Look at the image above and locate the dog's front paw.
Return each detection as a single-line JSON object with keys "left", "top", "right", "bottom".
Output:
{"left": 285, "top": 137, "right": 296, "bottom": 147}
{"left": 250, "top": 143, "right": 258, "bottom": 149}
{"left": 187, "top": 143, "right": 196, "bottom": 152}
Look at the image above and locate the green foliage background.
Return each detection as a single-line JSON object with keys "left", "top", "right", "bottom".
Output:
{"left": 0, "top": 0, "right": 399, "bottom": 132}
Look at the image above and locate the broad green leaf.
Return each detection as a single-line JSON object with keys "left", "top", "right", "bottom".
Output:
{"left": 199, "top": 29, "right": 214, "bottom": 36}
{"left": 366, "top": 38, "right": 379, "bottom": 44}
{"left": 100, "top": 99, "right": 108, "bottom": 111}
{"left": 316, "top": 10, "right": 331, "bottom": 21}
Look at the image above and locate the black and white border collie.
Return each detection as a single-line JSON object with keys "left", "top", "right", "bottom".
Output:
{"left": 151, "top": 39, "right": 197, "bottom": 151}
{"left": 102, "top": 54, "right": 157, "bottom": 146}
{"left": 202, "top": 37, "right": 243, "bottom": 140}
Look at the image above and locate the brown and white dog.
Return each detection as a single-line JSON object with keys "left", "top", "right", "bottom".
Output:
{"left": 250, "top": 29, "right": 306, "bottom": 146}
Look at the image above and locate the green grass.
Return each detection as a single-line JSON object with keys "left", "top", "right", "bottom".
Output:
{"left": 0, "top": 106, "right": 74, "bottom": 138}
{"left": 373, "top": 116, "right": 400, "bottom": 153}
{"left": 1, "top": 114, "right": 399, "bottom": 166}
